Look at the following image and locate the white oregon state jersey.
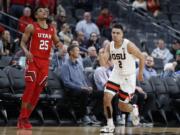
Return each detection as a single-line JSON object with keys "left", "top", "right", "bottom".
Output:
{"left": 110, "top": 38, "right": 136, "bottom": 75}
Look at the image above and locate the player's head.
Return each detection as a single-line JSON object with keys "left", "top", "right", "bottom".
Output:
{"left": 68, "top": 45, "right": 80, "bottom": 59}
{"left": 111, "top": 23, "right": 124, "bottom": 43}
{"left": 34, "top": 7, "right": 48, "bottom": 20}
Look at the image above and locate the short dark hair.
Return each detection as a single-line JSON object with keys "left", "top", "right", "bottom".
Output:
{"left": 34, "top": 6, "right": 44, "bottom": 15}
{"left": 112, "top": 23, "right": 124, "bottom": 32}
{"left": 67, "top": 45, "right": 79, "bottom": 55}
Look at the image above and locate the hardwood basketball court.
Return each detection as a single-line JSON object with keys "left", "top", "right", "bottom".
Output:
{"left": 1, "top": 126, "right": 180, "bottom": 135}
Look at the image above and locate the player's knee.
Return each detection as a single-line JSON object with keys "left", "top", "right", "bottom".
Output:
{"left": 25, "top": 71, "right": 36, "bottom": 82}
{"left": 103, "top": 92, "right": 113, "bottom": 105}
{"left": 39, "top": 76, "right": 48, "bottom": 87}
{"left": 119, "top": 102, "right": 128, "bottom": 112}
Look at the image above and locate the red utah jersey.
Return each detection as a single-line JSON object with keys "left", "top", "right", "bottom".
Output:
{"left": 29, "top": 22, "right": 55, "bottom": 59}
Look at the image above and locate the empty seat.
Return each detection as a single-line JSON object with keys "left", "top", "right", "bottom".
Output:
{"left": 0, "top": 56, "right": 12, "bottom": 69}
{"left": 4, "top": 66, "right": 25, "bottom": 100}
{"left": 163, "top": 77, "right": 180, "bottom": 123}
{"left": 163, "top": 77, "right": 180, "bottom": 98}
{"left": 149, "top": 76, "right": 170, "bottom": 124}
{"left": 138, "top": 80, "right": 154, "bottom": 94}
{"left": 46, "top": 70, "right": 64, "bottom": 101}
{"left": 0, "top": 69, "right": 14, "bottom": 123}
{"left": 43, "top": 70, "right": 65, "bottom": 124}
{"left": 153, "top": 58, "right": 164, "bottom": 72}
{"left": 137, "top": 80, "right": 156, "bottom": 122}
{"left": 0, "top": 69, "right": 13, "bottom": 100}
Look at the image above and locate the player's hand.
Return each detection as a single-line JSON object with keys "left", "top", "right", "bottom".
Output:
{"left": 137, "top": 72, "right": 144, "bottom": 82}
{"left": 25, "top": 50, "right": 33, "bottom": 62}
{"left": 87, "top": 87, "right": 93, "bottom": 93}
{"left": 56, "top": 41, "right": 63, "bottom": 49}
{"left": 144, "top": 92, "right": 147, "bottom": 99}
{"left": 81, "top": 86, "right": 88, "bottom": 90}
{"left": 81, "top": 86, "right": 93, "bottom": 94}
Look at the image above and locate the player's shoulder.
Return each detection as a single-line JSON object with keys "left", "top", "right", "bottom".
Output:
{"left": 48, "top": 24, "right": 56, "bottom": 32}
{"left": 124, "top": 38, "right": 132, "bottom": 44}
{"left": 125, "top": 38, "right": 136, "bottom": 47}
{"left": 24, "top": 23, "right": 34, "bottom": 33}
{"left": 26, "top": 23, "right": 34, "bottom": 29}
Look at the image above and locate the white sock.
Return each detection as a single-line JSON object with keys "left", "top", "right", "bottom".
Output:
{"left": 107, "top": 118, "right": 114, "bottom": 126}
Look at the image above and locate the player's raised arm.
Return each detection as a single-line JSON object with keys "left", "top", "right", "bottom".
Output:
{"left": 20, "top": 24, "right": 34, "bottom": 61}
{"left": 99, "top": 43, "right": 111, "bottom": 66}
{"left": 127, "top": 42, "right": 145, "bottom": 81}
{"left": 52, "top": 27, "right": 63, "bottom": 49}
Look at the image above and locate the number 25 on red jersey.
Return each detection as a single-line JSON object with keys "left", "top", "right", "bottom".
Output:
{"left": 39, "top": 40, "right": 49, "bottom": 50}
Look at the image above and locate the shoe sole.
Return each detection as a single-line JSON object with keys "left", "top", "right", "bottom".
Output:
{"left": 100, "top": 131, "right": 115, "bottom": 133}
{"left": 17, "top": 124, "right": 32, "bottom": 130}
{"left": 131, "top": 116, "right": 140, "bottom": 126}
{"left": 100, "top": 129, "right": 115, "bottom": 133}
{"left": 17, "top": 127, "right": 32, "bottom": 130}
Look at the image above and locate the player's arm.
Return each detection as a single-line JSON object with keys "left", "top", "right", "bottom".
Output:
{"left": 52, "top": 27, "right": 63, "bottom": 49}
{"left": 127, "top": 41, "right": 145, "bottom": 81}
{"left": 20, "top": 24, "right": 34, "bottom": 61}
{"left": 99, "top": 43, "right": 110, "bottom": 66}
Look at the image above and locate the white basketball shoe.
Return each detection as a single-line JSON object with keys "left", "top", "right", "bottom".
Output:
{"left": 130, "top": 104, "right": 140, "bottom": 126}
{"left": 100, "top": 125, "right": 115, "bottom": 133}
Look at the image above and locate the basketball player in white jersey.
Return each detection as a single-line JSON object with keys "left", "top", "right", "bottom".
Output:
{"left": 100, "top": 23, "right": 145, "bottom": 133}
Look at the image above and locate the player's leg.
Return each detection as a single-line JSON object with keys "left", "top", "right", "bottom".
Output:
{"left": 18, "top": 61, "right": 37, "bottom": 129}
{"left": 104, "top": 92, "right": 114, "bottom": 126}
{"left": 27, "top": 60, "right": 49, "bottom": 118}
{"left": 27, "top": 74, "right": 48, "bottom": 118}
{"left": 118, "top": 89, "right": 134, "bottom": 112}
{"left": 100, "top": 81, "right": 119, "bottom": 133}
{"left": 118, "top": 74, "right": 140, "bottom": 126}
{"left": 118, "top": 100, "right": 139, "bottom": 126}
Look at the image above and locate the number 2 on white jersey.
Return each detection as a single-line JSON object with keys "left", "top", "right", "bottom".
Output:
{"left": 39, "top": 40, "right": 49, "bottom": 50}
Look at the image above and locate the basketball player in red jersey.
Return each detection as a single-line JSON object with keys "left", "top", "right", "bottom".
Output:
{"left": 17, "top": 7, "right": 63, "bottom": 129}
